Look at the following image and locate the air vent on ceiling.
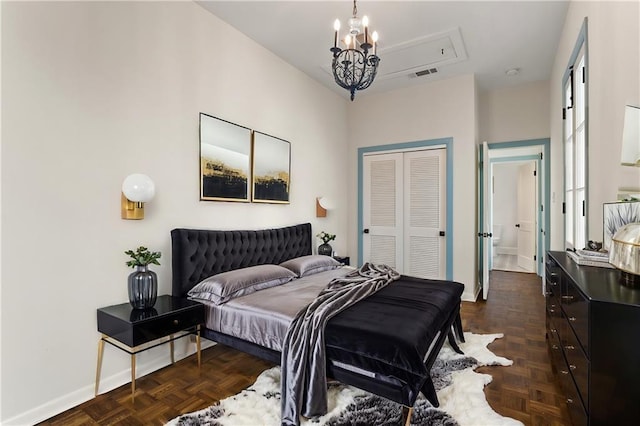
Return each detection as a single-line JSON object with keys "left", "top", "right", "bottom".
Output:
{"left": 414, "top": 68, "right": 438, "bottom": 77}
{"left": 320, "top": 27, "right": 467, "bottom": 83}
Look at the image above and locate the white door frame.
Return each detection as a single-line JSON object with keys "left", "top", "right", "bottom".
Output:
{"left": 357, "top": 137, "right": 454, "bottom": 280}
{"left": 479, "top": 139, "right": 550, "bottom": 281}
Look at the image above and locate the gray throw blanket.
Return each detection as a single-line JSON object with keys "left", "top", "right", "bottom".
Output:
{"left": 280, "top": 263, "right": 400, "bottom": 426}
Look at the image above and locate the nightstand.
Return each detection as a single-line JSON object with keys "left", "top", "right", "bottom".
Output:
{"left": 334, "top": 256, "right": 350, "bottom": 266}
{"left": 95, "top": 295, "right": 204, "bottom": 401}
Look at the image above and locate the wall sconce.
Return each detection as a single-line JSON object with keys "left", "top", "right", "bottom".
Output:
{"left": 620, "top": 104, "right": 640, "bottom": 166}
{"left": 121, "top": 174, "right": 155, "bottom": 220}
{"left": 316, "top": 197, "right": 333, "bottom": 217}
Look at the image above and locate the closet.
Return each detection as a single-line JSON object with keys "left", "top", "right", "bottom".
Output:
{"left": 362, "top": 148, "right": 446, "bottom": 279}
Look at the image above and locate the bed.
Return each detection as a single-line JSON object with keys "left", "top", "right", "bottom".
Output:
{"left": 171, "top": 223, "right": 465, "bottom": 424}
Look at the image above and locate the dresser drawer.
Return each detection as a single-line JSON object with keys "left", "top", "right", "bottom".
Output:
{"left": 557, "top": 361, "right": 588, "bottom": 426}
{"left": 562, "top": 324, "right": 589, "bottom": 411}
{"left": 132, "top": 309, "right": 203, "bottom": 346}
{"left": 546, "top": 323, "right": 565, "bottom": 375}
{"left": 562, "top": 279, "right": 589, "bottom": 354}
{"left": 99, "top": 303, "right": 205, "bottom": 347}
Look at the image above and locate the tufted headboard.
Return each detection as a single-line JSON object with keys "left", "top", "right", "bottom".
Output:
{"left": 171, "top": 223, "right": 312, "bottom": 298}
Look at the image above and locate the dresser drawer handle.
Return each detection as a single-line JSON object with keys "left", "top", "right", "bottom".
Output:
{"left": 569, "top": 364, "right": 577, "bottom": 370}
{"left": 545, "top": 292, "right": 553, "bottom": 297}
{"left": 561, "top": 295, "right": 574, "bottom": 301}
{"left": 173, "top": 319, "right": 179, "bottom": 325}
{"left": 568, "top": 317, "right": 576, "bottom": 322}
{"left": 560, "top": 370, "right": 569, "bottom": 375}
{"left": 567, "top": 398, "right": 574, "bottom": 404}
{"left": 551, "top": 328, "right": 557, "bottom": 333}
{"left": 552, "top": 345, "right": 559, "bottom": 350}
{"left": 550, "top": 281, "right": 557, "bottom": 286}
{"left": 565, "top": 345, "right": 575, "bottom": 350}
{"left": 549, "top": 309, "right": 555, "bottom": 314}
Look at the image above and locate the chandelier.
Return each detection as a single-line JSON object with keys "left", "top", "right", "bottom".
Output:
{"left": 330, "top": 0, "right": 380, "bottom": 101}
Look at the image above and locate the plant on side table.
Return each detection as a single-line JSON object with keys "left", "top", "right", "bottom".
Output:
{"left": 125, "top": 246, "right": 161, "bottom": 310}
{"left": 316, "top": 231, "right": 336, "bottom": 256}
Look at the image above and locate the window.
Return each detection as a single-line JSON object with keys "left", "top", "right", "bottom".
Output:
{"left": 563, "top": 19, "right": 588, "bottom": 251}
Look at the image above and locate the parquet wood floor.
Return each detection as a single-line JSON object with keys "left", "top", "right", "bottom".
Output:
{"left": 39, "top": 270, "right": 570, "bottom": 425}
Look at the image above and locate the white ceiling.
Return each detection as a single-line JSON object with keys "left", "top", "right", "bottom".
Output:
{"left": 197, "top": 1, "right": 570, "bottom": 100}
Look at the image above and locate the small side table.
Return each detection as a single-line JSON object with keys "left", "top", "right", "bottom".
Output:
{"left": 95, "top": 295, "right": 204, "bottom": 402}
{"left": 333, "top": 256, "right": 350, "bottom": 266}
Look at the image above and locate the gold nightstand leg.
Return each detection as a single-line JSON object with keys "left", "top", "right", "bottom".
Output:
{"left": 131, "top": 354, "right": 136, "bottom": 403}
{"left": 95, "top": 337, "right": 105, "bottom": 396}
{"left": 170, "top": 335, "right": 175, "bottom": 364}
{"left": 196, "top": 325, "right": 201, "bottom": 369}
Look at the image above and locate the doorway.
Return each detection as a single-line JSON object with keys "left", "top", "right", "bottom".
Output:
{"left": 491, "top": 160, "right": 537, "bottom": 273}
{"left": 477, "top": 138, "right": 550, "bottom": 300}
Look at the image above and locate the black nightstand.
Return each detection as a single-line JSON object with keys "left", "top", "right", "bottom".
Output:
{"left": 95, "top": 295, "right": 204, "bottom": 401}
{"left": 334, "top": 256, "right": 350, "bottom": 266}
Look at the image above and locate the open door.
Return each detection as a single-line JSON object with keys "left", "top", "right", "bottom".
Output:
{"left": 516, "top": 161, "right": 537, "bottom": 272}
{"left": 477, "top": 142, "right": 490, "bottom": 300}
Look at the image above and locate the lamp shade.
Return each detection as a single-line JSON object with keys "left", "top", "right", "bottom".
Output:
{"left": 609, "top": 222, "right": 640, "bottom": 276}
{"left": 317, "top": 197, "right": 334, "bottom": 210}
{"left": 122, "top": 174, "right": 155, "bottom": 203}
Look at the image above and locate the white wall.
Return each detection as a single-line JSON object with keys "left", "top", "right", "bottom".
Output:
{"left": 0, "top": 2, "right": 348, "bottom": 423}
{"left": 549, "top": 0, "right": 640, "bottom": 249}
{"left": 346, "top": 74, "right": 479, "bottom": 300}
{"left": 479, "top": 80, "right": 550, "bottom": 143}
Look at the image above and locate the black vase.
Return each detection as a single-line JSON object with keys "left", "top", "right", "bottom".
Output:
{"left": 128, "top": 265, "right": 158, "bottom": 310}
{"left": 318, "top": 243, "right": 333, "bottom": 256}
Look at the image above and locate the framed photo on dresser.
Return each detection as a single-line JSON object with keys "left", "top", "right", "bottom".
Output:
{"left": 603, "top": 200, "right": 640, "bottom": 251}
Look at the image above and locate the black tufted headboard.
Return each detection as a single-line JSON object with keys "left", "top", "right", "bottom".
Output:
{"left": 171, "top": 223, "right": 312, "bottom": 298}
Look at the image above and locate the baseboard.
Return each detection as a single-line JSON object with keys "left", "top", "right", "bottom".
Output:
{"left": 462, "top": 285, "right": 479, "bottom": 302}
{"left": 3, "top": 340, "right": 214, "bottom": 425}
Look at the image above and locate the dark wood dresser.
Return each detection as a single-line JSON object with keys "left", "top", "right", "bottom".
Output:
{"left": 546, "top": 251, "right": 640, "bottom": 425}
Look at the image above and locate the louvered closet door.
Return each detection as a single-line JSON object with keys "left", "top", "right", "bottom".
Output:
{"left": 362, "top": 149, "right": 446, "bottom": 278}
{"left": 403, "top": 149, "right": 446, "bottom": 279}
{"left": 362, "top": 153, "right": 403, "bottom": 270}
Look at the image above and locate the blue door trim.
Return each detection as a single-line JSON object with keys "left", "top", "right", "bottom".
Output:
{"left": 486, "top": 138, "right": 551, "bottom": 275}
{"left": 357, "top": 137, "right": 454, "bottom": 280}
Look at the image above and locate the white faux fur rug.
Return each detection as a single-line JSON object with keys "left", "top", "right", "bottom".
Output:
{"left": 168, "top": 332, "right": 523, "bottom": 426}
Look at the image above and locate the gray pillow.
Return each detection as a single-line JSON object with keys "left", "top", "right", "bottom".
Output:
{"left": 280, "top": 255, "right": 342, "bottom": 277}
{"left": 188, "top": 264, "right": 296, "bottom": 305}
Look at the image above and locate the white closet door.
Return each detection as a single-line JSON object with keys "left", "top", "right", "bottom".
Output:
{"left": 403, "top": 149, "right": 446, "bottom": 279}
{"left": 362, "top": 153, "right": 403, "bottom": 270}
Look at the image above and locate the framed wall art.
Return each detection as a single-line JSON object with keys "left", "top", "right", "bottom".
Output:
{"left": 252, "top": 131, "right": 291, "bottom": 204}
{"left": 603, "top": 200, "right": 640, "bottom": 251}
{"left": 199, "top": 113, "right": 252, "bottom": 202}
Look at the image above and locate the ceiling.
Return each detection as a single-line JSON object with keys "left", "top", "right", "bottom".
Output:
{"left": 197, "top": 1, "right": 570, "bottom": 100}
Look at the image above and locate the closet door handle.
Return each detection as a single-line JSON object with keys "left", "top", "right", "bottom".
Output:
{"left": 439, "top": 231, "right": 445, "bottom": 237}
{"left": 363, "top": 229, "right": 370, "bottom": 234}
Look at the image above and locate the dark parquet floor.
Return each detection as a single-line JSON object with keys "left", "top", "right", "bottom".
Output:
{"left": 39, "top": 270, "right": 571, "bottom": 425}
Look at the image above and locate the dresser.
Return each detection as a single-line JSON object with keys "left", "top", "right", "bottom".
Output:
{"left": 546, "top": 251, "right": 640, "bottom": 425}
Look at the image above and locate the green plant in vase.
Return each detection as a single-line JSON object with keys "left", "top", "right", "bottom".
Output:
{"left": 316, "top": 231, "right": 336, "bottom": 256}
{"left": 125, "top": 246, "right": 161, "bottom": 309}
